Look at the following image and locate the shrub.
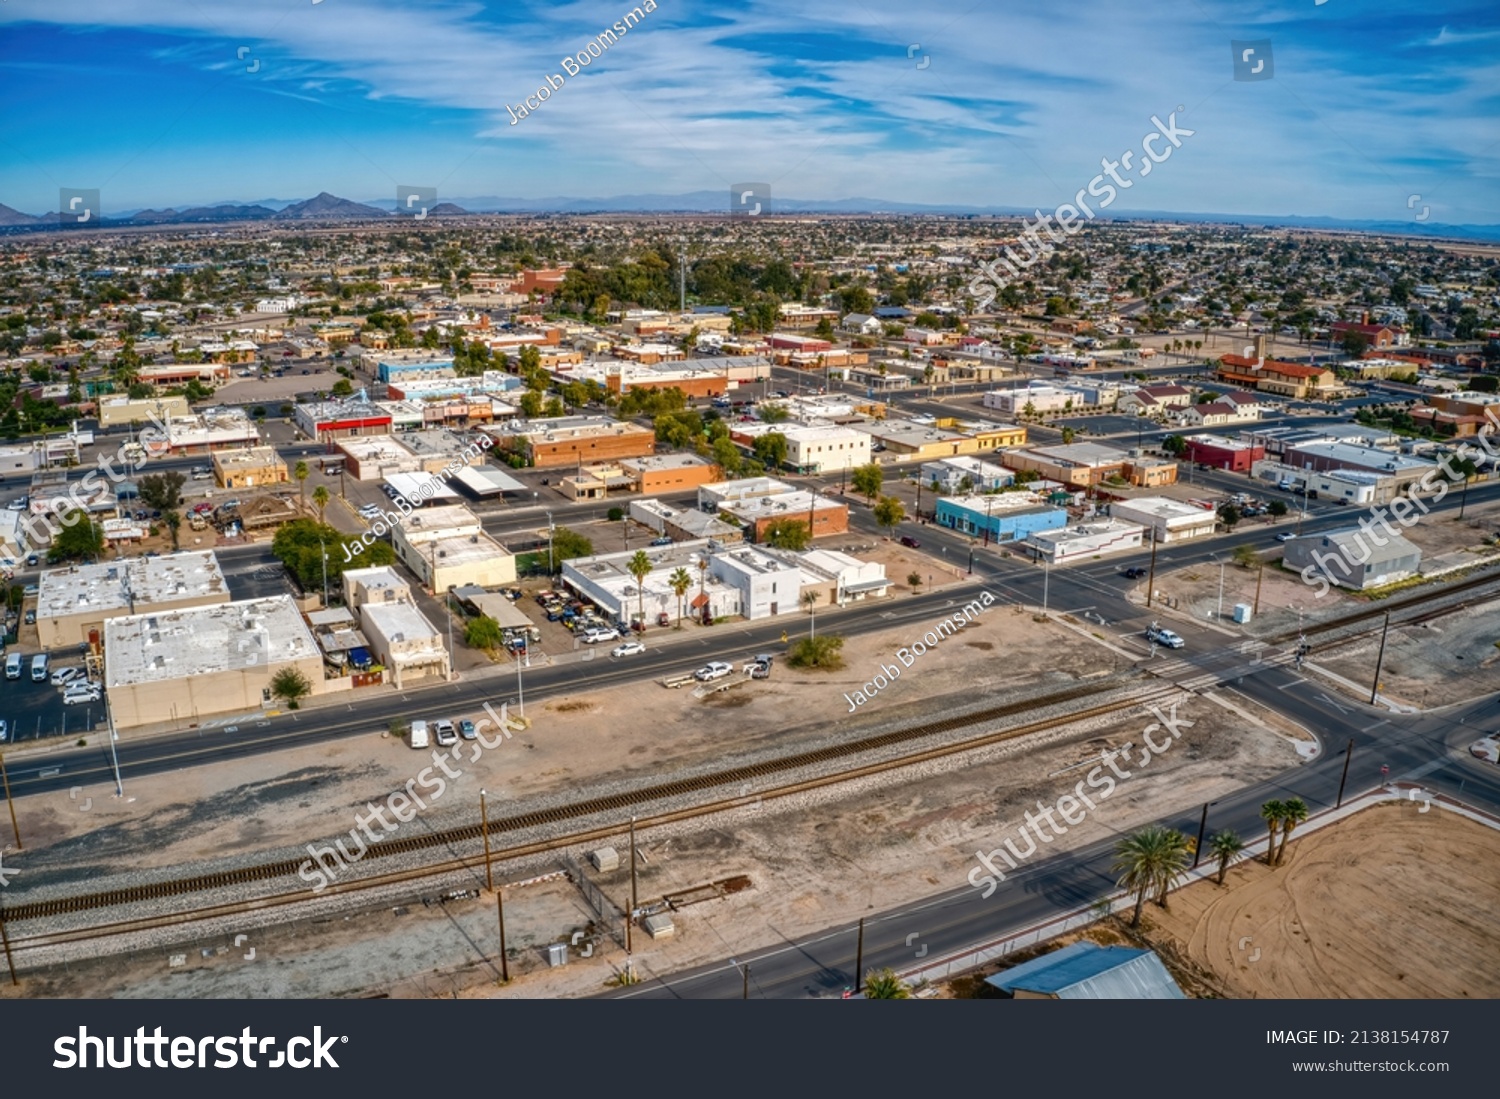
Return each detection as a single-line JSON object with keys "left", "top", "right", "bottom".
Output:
{"left": 786, "top": 634, "right": 845, "bottom": 671}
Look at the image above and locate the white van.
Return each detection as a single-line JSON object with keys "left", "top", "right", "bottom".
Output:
{"left": 30, "top": 653, "right": 49, "bottom": 682}
{"left": 4, "top": 652, "right": 21, "bottom": 680}
{"left": 408, "top": 719, "right": 430, "bottom": 749}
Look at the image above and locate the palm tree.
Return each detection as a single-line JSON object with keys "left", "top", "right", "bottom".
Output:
{"left": 294, "top": 459, "right": 310, "bottom": 511}
{"left": 1275, "top": 798, "right": 1308, "bottom": 866}
{"left": 1260, "top": 800, "right": 1285, "bottom": 865}
{"left": 626, "top": 549, "right": 651, "bottom": 633}
{"left": 1153, "top": 829, "right": 1194, "bottom": 910}
{"left": 1207, "top": 829, "right": 1245, "bottom": 886}
{"left": 312, "top": 484, "right": 330, "bottom": 524}
{"left": 862, "top": 968, "right": 911, "bottom": 999}
{"left": 668, "top": 566, "right": 692, "bottom": 629}
{"left": 1113, "top": 826, "right": 1182, "bottom": 929}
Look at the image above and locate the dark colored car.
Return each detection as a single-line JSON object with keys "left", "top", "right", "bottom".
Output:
{"left": 1122, "top": 566, "right": 1147, "bottom": 579}
{"left": 898, "top": 536, "right": 921, "bottom": 549}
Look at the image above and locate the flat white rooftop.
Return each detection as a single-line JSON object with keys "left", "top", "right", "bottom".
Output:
{"left": 38, "top": 551, "right": 226, "bottom": 621}
{"left": 104, "top": 594, "right": 315, "bottom": 687}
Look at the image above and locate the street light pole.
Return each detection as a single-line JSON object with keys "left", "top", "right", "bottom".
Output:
{"left": 1192, "top": 801, "right": 1210, "bottom": 869}
{"left": 1145, "top": 534, "right": 1159, "bottom": 608}
{"left": 1216, "top": 557, "right": 1225, "bottom": 622}
{"left": 496, "top": 885, "right": 510, "bottom": 983}
{"left": 1370, "top": 611, "right": 1391, "bottom": 705}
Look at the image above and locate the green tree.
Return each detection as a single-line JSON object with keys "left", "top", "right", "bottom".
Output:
{"left": 312, "top": 484, "right": 330, "bottom": 524}
{"left": 1266, "top": 500, "right": 1288, "bottom": 518}
{"left": 294, "top": 460, "right": 310, "bottom": 511}
{"left": 163, "top": 508, "right": 182, "bottom": 550}
{"left": 851, "top": 462, "right": 883, "bottom": 504}
{"left": 786, "top": 634, "right": 845, "bottom": 670}
{"left": 669, "top": 566, "right": 693, "bottom": 629}
{"left": 1060, "top": 426, "right": 1076, "bottom": 444}
{"left": 50, "top": 517, "right": 105, "bottom": 563}
{"left": 270, "top": 666, "right": 312, "bottom": 709}
{"left": 138, "top": 470, "right": 185, "bottom": 511}
{"left": 1275, "top": 798, "right": 1308, "bottom": 866}
{"left": 873, "top": 495, "right": 906, "bottom": 537}
{"left": 1207, "top": 829, "right": 1245, "bottom": 886}
{"left": 330, "top": 378, "right": 354, "bottom": 397}
{"left": 626, "top": 549, "right": 652, "bottom": 632}
{"left": 271, "top": 519, "right": 394, "bottom": 592}
{"left": 763, "top": 518, "right": 811, "bottom": 550}
{"left": 711, "top": 435, "right": 743, "bottom": 476}
{"left": 1162, "top": 434, "right": 1187, "bottom": 457}
{"left": 465, "top": 614, "right": 504, "bottom": 650}
{"left": 1260, "top": 800, "right": 1285, "bottom": 865}
{"left": 907, "top": 571, "right": 922, "bottom": 593}
{"left": 1218, "top": 503, "right": 1241, "bottom": 530}
{"left": 1232, "top": 544, "right": 1259, "bottom": 569}
{"left": 862, "top": 969, "right": 911, "bottom": 999}
{"left": 547, "top": 527, "right": 594, "bottom": 572}
{"left": 752, "top": 431, "right": 788, "bottom": 470}
{"left": 757, "top": 403, "right": 791, "bottom": 424}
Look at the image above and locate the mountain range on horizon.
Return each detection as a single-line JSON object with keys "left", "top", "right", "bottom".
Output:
{"left": 0, "top": 190, "right": 1496, "bottom": 242}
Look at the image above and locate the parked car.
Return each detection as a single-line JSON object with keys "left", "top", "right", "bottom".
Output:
{"left": 611, "top": 640, "right": 646, "bottom": 657}
{"left": 63, "top": 684, "right": 102, "bottom": 705}
{"left": 1145, "top": 624, "right": 1185, "bottom": 649}
{"left": 582, "top": 627, "right": 620, "bottom": 644}
{"left": 50, "top": 666, "right": 85, "bottom": 687}
{"left": 694, "top": 661, "right": 734, "bottom": 682}
{"left": 434, "top": 719, "right": 459, "bottom": 747}
{"left": 649, "top": 536, "right": 673, "bottom": 547}
{"left": 459, "top": 719, "right": 477, "bottom": 741}
{"left": 898, "top": 536, "right": 921, "bottom": 549}
{"left": 23, "top": 609, "right": 35, "bottom": 625}
{"left": 409, "top": 720, "right": 430, "bottom": 749}
{"left": 0, "top": 719, "right": 6, "bottom": 741}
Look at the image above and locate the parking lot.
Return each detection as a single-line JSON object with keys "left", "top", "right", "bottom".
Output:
{"left": 2, "top": 652, "right": 106, "bottom": 744}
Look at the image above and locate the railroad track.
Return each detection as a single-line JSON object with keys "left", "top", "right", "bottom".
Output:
{"left": 3, "top": 680, "right": 1183, "bottom": 949}
{"left": 1264, "top": 567, "right": 1500, "bottom": 647}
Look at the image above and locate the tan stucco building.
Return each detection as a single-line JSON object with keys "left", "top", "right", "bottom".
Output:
{"left": 36, "top": 550, "right": 230, "bottom": 650}
{"left": 213, "top": 446, "right": 290, "bottom": 489}
{"left": 104, "top": 595, "right": 323, "bottom": 728}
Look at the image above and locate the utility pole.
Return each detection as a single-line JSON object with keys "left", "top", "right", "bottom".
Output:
{"left": 0, "top": 902, "right": 16, "bottom": 986}
{"left": 0, "top": 751, "right": 20, "bottom": 849}
{"left": 1145, "top": 535, "right": 1159, "bottom": 608}
{"left": 628, "top": 815, "right": 638, "bottom": 920}
{"left": 496, "top": 885, "right": 510, "bottom": 983}
{"left": 1252, "top": 561, "right": 1264, "bottom": 616}
{"left": 1458, "top": 475, "right": 1469, "bottom": 520}
{"left": 742, "top": 962, "right": 749, "bottom": 1000}
{"left": 1370, "top": 611, "right": 1391, "bottom": 705}
{"left": 480, "top": 789, "right": 493, "bottom": 892}
{"left": 853, "top": 917, "right": 865, "bottom": 994}
{"left": 1216, "top": 556, "right": 1225, "bottom": 622}
{"left": 1335, "top": 737, "right": 1355, "bottom": 809}
{"left": 1192, "top": 801, "right": 1209, "bottom": 869}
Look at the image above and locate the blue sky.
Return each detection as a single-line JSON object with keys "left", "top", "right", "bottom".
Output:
{"left": 0, "top": 0, "right": 1496, "bottom": 224}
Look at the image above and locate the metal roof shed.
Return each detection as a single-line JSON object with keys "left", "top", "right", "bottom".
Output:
{"left": 983, "top": 941, "right": 1185, "bottom": 999}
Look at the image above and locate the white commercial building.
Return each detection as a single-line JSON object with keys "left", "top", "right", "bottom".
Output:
{"left": 1109, "top": 497, "right": 1219, "bottom": 543}
{"left": 730, "top": 422, "right": 871, "bottom": 473}
{"left": 389, "top": 503, "right": 516, "bottom": 592}
{"left": 709, "top": 543, "right": 809, "bottom": 619}
{"left": 920, "top": 456, "right": 1015, "bottom": 493}
{"left": 1025, "top": 519, "right": 1146, "bottom": 564}
{"left": 983, "top": 384, "right": 1083, "bottom": 415}
{"left": 104, "top": 595, "right": 323, "bottom": 729}
{"left": 359, "top": 600, "right": 452, "bottom": 687}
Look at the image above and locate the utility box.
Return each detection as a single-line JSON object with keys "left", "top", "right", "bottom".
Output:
{"left": 643, "top": 914, "right": 676, "bottom": 940}
{"left": 1233, "top": 603, "right": 1253, "bottom": 624}
{"left": 590, "top": 846, "right": 620, "bottom": 872}
{"left": 547, "top": 943, "right": 569, "bottom": 967}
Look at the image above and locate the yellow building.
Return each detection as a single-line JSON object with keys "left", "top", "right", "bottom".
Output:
{"left": 213, "top": 446, "right": 290, "bottom": 489}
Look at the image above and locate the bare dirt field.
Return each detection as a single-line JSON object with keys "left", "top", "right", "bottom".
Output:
{"left": 940, "top": 801, "right": 1500, "bottom": 999}
{"left": 1, "top": 600, "right": 1305, "bottom": 999}
{"left": 1146, "top": 802, "right": 1500, "bottom": 999}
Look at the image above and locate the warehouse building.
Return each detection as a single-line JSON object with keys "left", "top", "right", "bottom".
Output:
{"left": 1025, "top": 518, "right": 1146, "bottom": 564}
{"left": 935, "top": 492, "right": 1067, "bottom": 544}
{"left": 1282, "top": 527, "right": 1422, "bottom": 591}
{"left": 36, "top": 550, "right": 230, "bottom": 650}
{"left": 1109, "top": 497, "right": 1219, "bottom": 543}
{"left": 389, "top": 504, "right": 516, "bottom": 593}
{"left": 104, "top": 594, "right": 322, "bottom": 728}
